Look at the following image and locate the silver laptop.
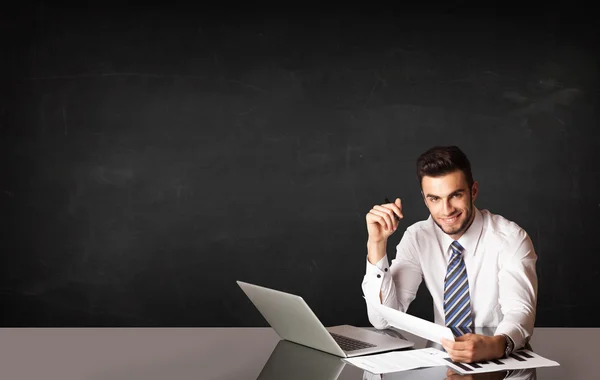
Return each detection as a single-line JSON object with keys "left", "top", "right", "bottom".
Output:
{"left": 237, "top": 280, "right": 414, "bottom": 358}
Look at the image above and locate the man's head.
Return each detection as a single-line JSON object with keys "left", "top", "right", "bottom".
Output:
{"left": 416, "top": 146, "right": 478, "bottom": 240}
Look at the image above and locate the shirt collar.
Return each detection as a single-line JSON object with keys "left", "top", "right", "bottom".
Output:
{"left": 434, "top": 207, "right": 483, "bottom": 256}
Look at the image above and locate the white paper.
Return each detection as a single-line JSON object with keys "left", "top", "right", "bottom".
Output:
{"left": 343, "top": 347, "right": 449, "bottom": 375}
{"left": 364, "top": 296, "right": 455, "bottom": 344}
{"left": 444, "top": 349, "right": 560, "bottom": 374}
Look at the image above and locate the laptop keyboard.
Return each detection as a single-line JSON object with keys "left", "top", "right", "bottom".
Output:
{"left": 330, "top": 332, "right": 377, "bottom": 352}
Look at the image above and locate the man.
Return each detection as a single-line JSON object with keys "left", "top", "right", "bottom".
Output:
{"left": 362, "top": 145, "right": 537, "bottom": 363}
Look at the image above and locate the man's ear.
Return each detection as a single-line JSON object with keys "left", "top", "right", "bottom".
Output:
{"left": 471, "top": 181, "right": 479, "bottom": 202}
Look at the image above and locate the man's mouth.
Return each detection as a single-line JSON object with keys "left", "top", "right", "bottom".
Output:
{"left": 441, "top": 212, "right": 461, "bottom": 225}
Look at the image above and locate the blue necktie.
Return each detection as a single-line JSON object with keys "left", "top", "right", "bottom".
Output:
{"left": 444, "top": 241, "right": 473, "bottom": 335}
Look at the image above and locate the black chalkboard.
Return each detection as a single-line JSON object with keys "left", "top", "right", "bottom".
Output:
{"left": 1, "top": 5, "right": 599, "bottom": 327}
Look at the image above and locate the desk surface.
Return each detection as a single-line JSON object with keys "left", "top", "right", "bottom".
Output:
{"left": 0, "top": 327, "right": 597, "bottom": 379}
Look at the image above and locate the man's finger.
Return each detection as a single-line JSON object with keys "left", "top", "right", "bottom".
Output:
{"left": 441, "top": 338, "right": 454, "bottom": 347}
{"left": 393, "top": 198, "right": 404, "bottom": 218}
{"left": 445, "top": 340, "right": 469, "bottom": 351}
{"left": 455, "top": 333, "right": 474, "bottom": 341}
{"left": 386, "top": 204, "right": 403, "bottom": 221}
{"left": 449, "top": 353, "right": 470, "bottom": 363}
{"left": 449, "top": 349, "right": 476, "bottom": 363}
{"left": 378, "top": 202, "right": 402, "bottom": 223}
{"left": 370, "top": 208, "right": 393, "bottom": 230}
{"left": 374, "top": 205, "right": 399, "bottom": 229}
{"left": 441, "top": 338, "right": 454, "bottom": 351}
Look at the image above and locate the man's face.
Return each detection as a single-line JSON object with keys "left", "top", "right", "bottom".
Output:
{"left": 421, "top": 170, "right": 478, "bottom": 240}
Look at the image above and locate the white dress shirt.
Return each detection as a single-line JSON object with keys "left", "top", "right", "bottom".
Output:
{"left": 362, "top": 207, "right": 538, "bottom": 351}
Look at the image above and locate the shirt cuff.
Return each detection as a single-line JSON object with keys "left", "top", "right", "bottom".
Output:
{"left": 364, "top": 255, "right": 393, "bottom": 301}
{"left": 494, "top": 323, "right": 525, "bottom": 352}
{"left": 366, "top": 254, "right": 389, "bottom": 273}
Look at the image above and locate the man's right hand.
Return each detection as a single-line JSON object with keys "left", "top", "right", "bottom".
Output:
{"left": 366, "top": 197, "right": 403, "bottom": 243}
{"left": 365, "top": 198, "right": 403, "bottom": 301}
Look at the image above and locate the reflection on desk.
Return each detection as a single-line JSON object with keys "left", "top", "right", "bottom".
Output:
{"left": 363, "top": 366, "right": 536, "bottom": 380}
{"left": 0, "top": 327, "right": 597, "bottom": 379}
{"left": 257, "top": 339, "right": 347, "bottom": 380}
{"left": 255, "top": 326, "right": 540, "bottom": 380}
{"left": 255, "top": 337, "right": 537, "bottom": 380}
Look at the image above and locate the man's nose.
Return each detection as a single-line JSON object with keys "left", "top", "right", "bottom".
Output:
{"left": 442, "top": 199, "right": 454, "bottom": 215}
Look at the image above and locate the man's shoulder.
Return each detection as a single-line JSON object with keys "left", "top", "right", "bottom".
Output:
{"left": 480, "top": 209, "right": 529, "bottom": 240}
{"left": 480, "top": 209, "right": 536, "bottom": 258}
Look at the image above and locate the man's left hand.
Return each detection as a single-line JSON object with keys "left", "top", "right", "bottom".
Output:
{"left": 441, "top": 333, "right": 505, "bottom": 363}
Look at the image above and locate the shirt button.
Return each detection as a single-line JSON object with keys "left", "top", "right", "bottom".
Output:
{"left": 384, "top": 268, "right": 388, "bottom": 272}
{"left": 377, "top": 274, "right": 381, "bottom": 278}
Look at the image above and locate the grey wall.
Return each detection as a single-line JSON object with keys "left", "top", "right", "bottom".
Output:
{"left": 1, "top": 5, "right": 598, "bottom": 327}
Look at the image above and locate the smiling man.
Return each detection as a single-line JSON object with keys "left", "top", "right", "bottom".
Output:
{"left": 362, "top": 145, "right": 538, "bottom": 363}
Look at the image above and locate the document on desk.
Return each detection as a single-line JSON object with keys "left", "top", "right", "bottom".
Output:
{"left": 364, "top": 296, "right": 455, "bottom": 344}
{"left": 443, "top": 349, "right": 560, "bottom": 374}
{"left": 343, "top": 347, "right": 449, "bottom": 375}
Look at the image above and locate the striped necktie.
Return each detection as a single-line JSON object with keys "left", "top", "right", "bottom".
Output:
{"left": 444, "top": 241, "right": 473, "bottom": 334}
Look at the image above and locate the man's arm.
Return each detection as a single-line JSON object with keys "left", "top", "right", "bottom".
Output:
{"left": 362, "top": 229, "right": 423, "bottom": 329}
{"left": 361, "top": 197, "right": 402, "bottom": 329}
{"left": 367, "top": 239, "right": 388, "bottom": 303}
{"left": 494, "top": 228, "right": 538, "bottom": 351}
{"left": 441, "top": 228, "right": 538, "bottom": 362}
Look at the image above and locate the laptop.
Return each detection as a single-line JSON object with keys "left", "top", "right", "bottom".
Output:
{"left": 237, "top": 280, "right": 414, "bottom": 358}
{"left": 257, "top": 339, "right": 346, "bottom": 380}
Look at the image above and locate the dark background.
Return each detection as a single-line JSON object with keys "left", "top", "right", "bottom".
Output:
{"left": 1, "top": 3, "right": 598, "bottom": 327}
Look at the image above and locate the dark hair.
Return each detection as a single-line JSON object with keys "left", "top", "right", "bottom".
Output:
{"left": 416, "top": 146, "right": 474, "bottom": 188}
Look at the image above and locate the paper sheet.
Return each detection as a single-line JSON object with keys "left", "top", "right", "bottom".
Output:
{"left": 364, "top": 296, "right": 455, "bottom": 344}
{"left": 345, "top": 347, "right": 560, "bottom": 376}
{"left": 343, "top": 348, "right": 450, "bottom": 375}
{"left": 443, "top": 349, "right": 560, "bottom": 374}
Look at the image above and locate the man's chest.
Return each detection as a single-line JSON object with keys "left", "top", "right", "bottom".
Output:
{"left": 420, "top": 248, "right": 500, "bottom": 296}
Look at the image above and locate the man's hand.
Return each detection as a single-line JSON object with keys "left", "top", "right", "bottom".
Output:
{"left": 365, "top": 197, "right": 403, "bottom": 302}
{"left": 441, "top": 333, "right": 506, "bottom": 363}
{"left": 366, "top": 197, "right": 403, "bottom": 244}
